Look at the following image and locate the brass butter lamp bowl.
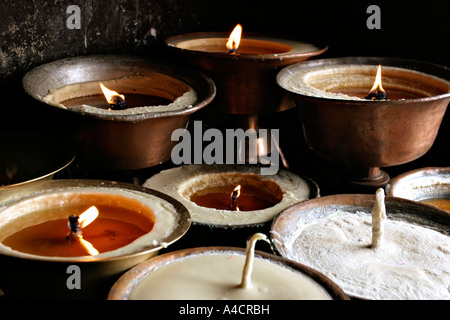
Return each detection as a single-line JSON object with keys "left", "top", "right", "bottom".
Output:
{"left": 277, "top": 57, "right": 450, "bottom": 189}
{"left": 0, "top": 179, "right": 191, "bottom": 299}
{"left": 23, "top": 55, "right": 216, "bottom": 171}
{"left": 166, "top": 31, "right": 327, "bottom": 115}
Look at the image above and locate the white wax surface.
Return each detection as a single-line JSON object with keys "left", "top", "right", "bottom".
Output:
{"left": 278, "top": 209, "right": 450, "bottom": 300}
{"left": 128, "top": 252, "right": 333, "bottom": 300}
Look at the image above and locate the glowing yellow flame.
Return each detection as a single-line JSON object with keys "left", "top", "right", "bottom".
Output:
{"left": 99, "top": 83, "right": 125, "bottom": 104}
{"left": 226, "top": 24, "right": 242, "bottom": 52}
{"left": 370, "top": 65, "right": 385, "bottom": 93}
{"left": 77, "top": 206, "right": 100, "bottom": 255}
{"left": 231, "top": 185, "right": 241, "bottom": 211}
{"left": 231, "top": 185, "right": 241, "bottom": 199}
{"left": 79, "top": 236, "right": 99, "bottom": 255}
{"left": 79, "top": 206, "right": 99, "bottom": 229}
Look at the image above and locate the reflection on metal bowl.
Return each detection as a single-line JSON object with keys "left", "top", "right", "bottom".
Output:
{"left": 0, "top": 132, "right": 75, "bottom": 189}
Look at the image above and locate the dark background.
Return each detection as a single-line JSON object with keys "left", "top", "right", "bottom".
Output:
{"left": 1, "top": 0, "right": 449, "bottom": 194}
{"left": 2, "top": 1, "right": 448, "bottom": 81}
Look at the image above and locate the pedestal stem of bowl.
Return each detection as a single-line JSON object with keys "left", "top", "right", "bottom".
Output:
{"left": 345, "top": 166, "right": 390, "bottom": 190}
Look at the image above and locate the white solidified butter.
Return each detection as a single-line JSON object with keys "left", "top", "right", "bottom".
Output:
{"left": 128, "top": 250, "right": 332, "bottom": 300}
{"left": 279, "top": 209, "right": 450, "bottom": 300}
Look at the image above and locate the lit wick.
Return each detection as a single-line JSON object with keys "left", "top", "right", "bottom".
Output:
{"left": 66, "top": 215, "right": 81, "bottom": 239}
{"left": 108, "top": 95, "right": 127, "bottom": 110}
{"left": 231, "top": 185, "right": 241, "bottom": 209}
{"left": 228, "top": 44, "right": 238, "bottom": 54}
{"left": 100, "top": 83, "right": 128, "bottom": 110}
{"left": 66, "top": 206, "right": 100, "bottom": 255}
{"left": 366, "top": 65, "right": 387, "bottom": 100}
{"left": 226, "top": 24, "right": 242, "bottom": 54}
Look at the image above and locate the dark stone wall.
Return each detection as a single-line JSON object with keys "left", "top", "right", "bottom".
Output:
{"left": 1, "top": 0, "right": 448, "bottom": 82}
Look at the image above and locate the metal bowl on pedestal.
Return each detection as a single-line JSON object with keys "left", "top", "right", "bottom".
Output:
{"left": 166, "top": 31, "right": 327, "bottom": 115}
{"left": 277, "top": 57, "right": 450, "bottom": 189}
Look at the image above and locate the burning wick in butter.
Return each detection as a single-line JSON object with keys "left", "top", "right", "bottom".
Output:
{"left": 226, "top": 24, "right": 242, "bottom": 54}
{"left": 230, "top": 185, "right": 241, "bottom": 210}
{"left": 366, "top": 65, "right": 387, "bottom": 100}
{"left": 370, "top": 188, "right": 387, "bottom": 249}
{"left": 239, "top": 233, "right": 272, "bottom": 289}
{"left": 100, "top": 83, "right": 128, "bottom": 110}
{"left": 66, "top": 206, "right": 100, "bottom": 255}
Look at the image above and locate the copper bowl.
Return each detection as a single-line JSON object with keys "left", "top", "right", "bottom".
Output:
{"left": 277, "top": 57, "right": 450, "bottom": 188}
{"left": 0, "top": 179, "right": 191, "bottom": 299}
{"left": 108, "top": 246, "right": 349, "bottom": 300}
{"left": 271, "top": 194, "right": 450, "bottom": 299}
{"left": 22, "top": 55, "right": 216, "bottom": 171}
{"left": 166, "top": 32, "right": 327, "bottom": 114}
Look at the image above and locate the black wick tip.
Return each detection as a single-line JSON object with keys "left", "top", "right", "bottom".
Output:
{"left": 231, "top": 191, "right": 240, "bottom": 208}
{"left": 109, "top": 96, "right": 128, "bottom": 110}
{"left": 366, "top": 91, "right": 387, "bottom": 100}
{"left": 66, "top": 215, "right": 81, "bottom": 239}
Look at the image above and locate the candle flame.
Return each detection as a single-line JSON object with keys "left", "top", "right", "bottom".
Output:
{"left": 79, "top": 236, "right": 100, "bottom": 255}
{"left": 100, "top": 83, "right": 125, "bottom": 104}
{"left": 366, "top": 65, "right": 387, "bottom": 100}
{"left": 67, "top": 206, "right": 100, "bottom": 256}
{"left": 79, "top": 206, "right": 99, "bottom": 229}
{"left": 79, "top": 206, "right": 100, "bottom": 255}
{"left": 231, "top": 185, "right": 241, "bottom": 199}
{"left": 231, "top": 185, "right": 241, "bottom": 211}
{"left": 226, "top": 24, "right": 242, "bottom": 53}
{"left": 370, "top": 65, "right": 385, "bottom": 92}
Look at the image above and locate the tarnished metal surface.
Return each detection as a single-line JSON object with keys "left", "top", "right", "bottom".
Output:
{"left": 23, "top": 55, "right": 215, "bottom": 170}
{"left": 166, "top": 32, "right": 327, "bottom": 114}
{"left": 0, "top": 179, "right": 191, "bottom": 299}
{"left": 277, "top": 57, "right": 450, "bottom": 188}
{"left": 386, "top": 167, "right": 450, "bottom": 204}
